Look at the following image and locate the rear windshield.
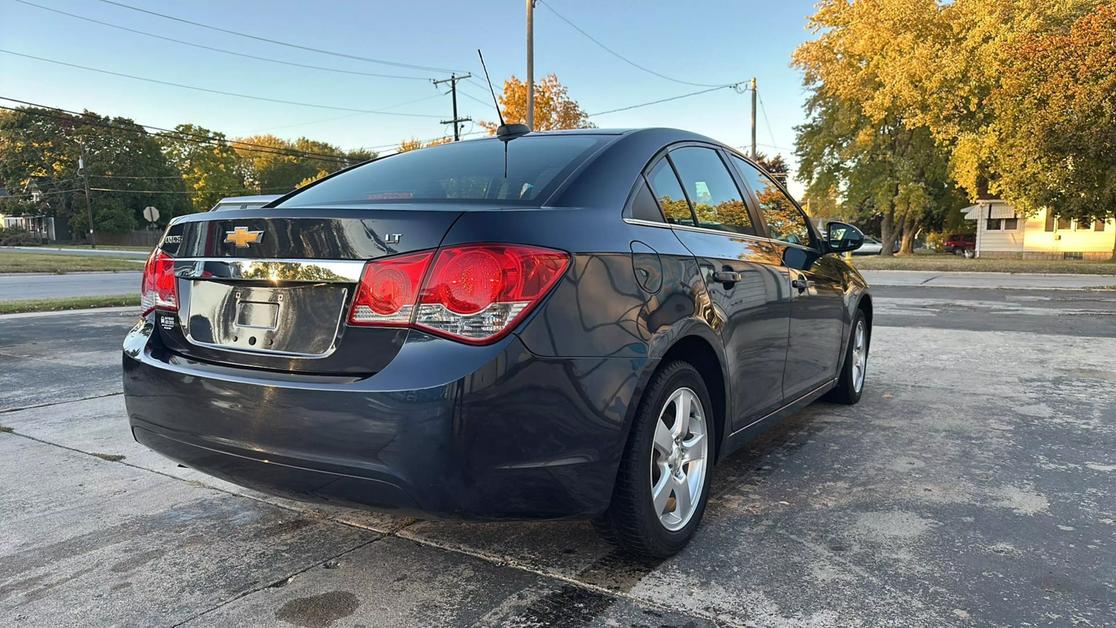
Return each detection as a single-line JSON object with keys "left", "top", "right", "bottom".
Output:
{"left": 278, "top": 135, "right": 609, "bottom": 207}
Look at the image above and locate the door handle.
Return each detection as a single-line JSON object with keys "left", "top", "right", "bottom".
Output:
{"left": 792, "top": 277, "right": 809, "bottom": 293}
{"left": 712, "top": 270, "right": 742, "bottom": 284}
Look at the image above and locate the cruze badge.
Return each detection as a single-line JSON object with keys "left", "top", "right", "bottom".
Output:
{"left": 225, "top": 226, "right": 264, "bottom": 248}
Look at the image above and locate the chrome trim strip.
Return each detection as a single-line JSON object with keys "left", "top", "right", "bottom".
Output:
{"left": 623, "top": 218, "right": 821, "bottom": 253}
{"left": 172, "top": 258, "right": 365, "bottom": 283}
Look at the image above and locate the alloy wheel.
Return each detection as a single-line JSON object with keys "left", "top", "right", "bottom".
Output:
{"left": 649, "top": 387, "right": 708, "bottom": 531}
{"left": 852, "top": 319, "right": 867, "bottom": 393}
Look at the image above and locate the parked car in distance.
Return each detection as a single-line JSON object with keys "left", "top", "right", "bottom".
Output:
{"left": 124, "top": 128, "right": 872, "bottom": 558}
{"left": 209, "top": 194, "right": 282, "bottom": 211}
{"left": 853, "top": 235, "right": 884, "bottom": 256}
{"left": 944, "top": 233, "right": 976, "bottom": 255}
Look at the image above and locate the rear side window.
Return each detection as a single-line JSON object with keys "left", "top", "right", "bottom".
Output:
{"left": 279, "top": 136, "right": 607, "bottom": 207}
{"left": 731, "top": 155, "right": 813, "bottom": 246}
{"left": 646, "top": 159, "right": 695, "bottom": 226}
{"left": 668, "top": 147, "right": 755, "bottom": 235}
{"left": 625, "top": 179, "right": 665, "bottom": 222}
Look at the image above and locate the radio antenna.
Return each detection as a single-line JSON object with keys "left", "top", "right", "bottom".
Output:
{"left": 477, "top": 49, "right": 506, "bottom": 128}
{"left": 477, "top": 49, "right": 530, "bottom": 178}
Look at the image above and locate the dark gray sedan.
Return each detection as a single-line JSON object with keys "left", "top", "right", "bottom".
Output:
{"left": 124, "top": 128, "right": 870, "bottom": 557}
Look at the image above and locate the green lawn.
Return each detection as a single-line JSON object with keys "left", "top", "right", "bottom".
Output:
{"left": 0, "top": 294, "right": 140, "bottom": 315}
{"left": 48, "top": 244, "right": 154, "bottom": 252}
{"left": 0, "top": 252, "right": 145, "bottom": 273}
{"left": 851, "top": 254, "right": 1116, "bottom": 275}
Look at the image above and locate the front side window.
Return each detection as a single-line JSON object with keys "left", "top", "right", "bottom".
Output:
{"left": 646, "top": 159, "right": 694, "bottom": 226}
{"left": 731, "top": 155, "right": 812, "bottom": 246}
{"left": 279, "top": 135, "right": 607, "bottom": 207}
{"left": 668, "top": 147, "right": 755, "bottom": 235}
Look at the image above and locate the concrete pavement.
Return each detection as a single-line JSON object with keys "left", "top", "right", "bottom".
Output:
{"left": 0, "top": 271, "right": 140, "bottom": 300}
{"left": 862, "top": 269, "right": 1116, "bottom": 290}
{"left": 1, "top": 286, "right": 1114, "bottom": 626}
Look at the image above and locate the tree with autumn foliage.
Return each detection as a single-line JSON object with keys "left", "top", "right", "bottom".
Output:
{"left": 991, "top": 2, "right": 1116, "bottom": 258}
{"left": 794, "top": 0, "right": 1114, "bottom": 257}
{"left": 395, "top": 136, "right": 452, "bottom": 153}
{"left": 793, "top": 0, "right": 967, "bottom": 255}
{"left": 481, "top": 74, "right": 593, "bottom": 133}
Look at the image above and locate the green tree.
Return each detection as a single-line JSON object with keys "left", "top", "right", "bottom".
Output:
{"left": 0, "top": 107, "right": 187, "bottom": 237}
{"left": 160, "top": 124, "right": 245, "bottom": 212}
{"left": 234, "top": 135, "right": 371, "bottom": 193}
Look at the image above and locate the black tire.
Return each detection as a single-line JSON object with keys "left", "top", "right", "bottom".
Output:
{"left": 826, "top": 308, "right": 869, "bottom": 404}
{"left": 594, "top": 361, "right": 714, "bottom": 559}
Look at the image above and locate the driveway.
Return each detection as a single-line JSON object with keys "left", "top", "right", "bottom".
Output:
{"left": 0, "top": 271, "right": 140, "bottom": 300}
{"left": 0, "top": 285, "right": 1113, "bottom": 626}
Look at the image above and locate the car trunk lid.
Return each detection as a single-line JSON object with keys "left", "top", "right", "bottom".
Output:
{"left": 153, "top": 207, "right": 462, "bottom": 375}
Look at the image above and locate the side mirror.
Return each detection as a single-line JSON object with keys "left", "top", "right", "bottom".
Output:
{"left": 826, "top": 221, "right": 864, "bottom": 253}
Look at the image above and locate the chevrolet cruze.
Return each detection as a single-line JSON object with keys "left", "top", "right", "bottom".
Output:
{"left": 124, "top": 128, "right": 871, "bottom": 557}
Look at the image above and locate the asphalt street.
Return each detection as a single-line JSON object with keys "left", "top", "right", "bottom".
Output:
{"left": 0, "top": 284, "right": 1113, "bottom": 626}
{"left": 0, "top": 271, "right": 141, "bottom": 301}
{"left": 0, "top": 246, "right": 149, "bottom": 260}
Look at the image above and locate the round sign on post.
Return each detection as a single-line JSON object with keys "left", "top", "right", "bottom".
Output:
{"left": 143, "top": 206, "right": 160, "bottom": 224}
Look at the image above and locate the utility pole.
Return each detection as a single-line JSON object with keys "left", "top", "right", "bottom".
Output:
{"left": 750, "top": 77, "right": 757, "bottom": 160}
{"left": 526, "top": 0, "right": 535, "bottom": 130}
{"left": 434, "top": 73, "right": 472, "bottom": 141}
{"left": 78, "top": 144, "right": 97, "bottom": 249}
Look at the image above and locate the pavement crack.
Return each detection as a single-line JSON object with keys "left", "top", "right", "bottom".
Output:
{"left": 169, "top": 536, "right": 386, "bottom": 627}
{"left": 392, "top": 532, "right": 737, "bottom": 627}
{"left": 0, "top": 391, "right": 123, "bottom": 415}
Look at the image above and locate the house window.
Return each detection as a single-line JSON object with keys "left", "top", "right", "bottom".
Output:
{"left": 1003, "top": 218, "right": 1018, "bottom": 230}
{"left": 1057, "top": 216, "right": 1072, "bottom": 230}
{"left": 986, "top": 219, "right": 1002, "bottom": 230}
{"left": 1096, "top": 220, "right": 1106, "bottom": 232}
{"left": 1045, "top": 211, "right": 1055, "bottom": 232}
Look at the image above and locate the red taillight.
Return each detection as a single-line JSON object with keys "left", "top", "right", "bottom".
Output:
{"left": 347, "top": 244, "right": 569, "bottom": 344}
{"left": 140, "top": 249, "right": 178, "bottom": 315}
{"left": 348, "top": 250, "right": 433, "bottom": 326}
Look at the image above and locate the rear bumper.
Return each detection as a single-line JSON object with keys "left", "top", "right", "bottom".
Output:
{"left": 123, "top": 318, "right": 651, "bottom": 519}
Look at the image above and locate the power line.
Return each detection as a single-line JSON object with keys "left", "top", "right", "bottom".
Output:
{"left": 89, "top": 186, "right": 289, "bottom": 195}
{"left": 13, "top": 0, "right": 435, "bottom": 81}
{"left": 94, "top": 0, "right": 465, "bottom": 74}
{"left": 0, "top": 188, "right": 83, "bottom": 200}
{"left": 0, "top": 98, "right": 359, "bottom": 163}
{"left": 0, "top": 102, "right": 353, "bottom": 163}
{"left": 0, "top": 49, "right": 444, "bottom": 118}
{"left": 757, "top": 92, "right": 778, "bottom": 147}
{"left": 588, "top": 83, "right": 741, "bottom": 117}
{"left": 537, "top": 0, "right": 728, "bottom": 89}
{"left": 90, "top": 173, "right": 185, "bottom": 179}
{"left": 247, "top": 92, "right": 446, "bottom": 134}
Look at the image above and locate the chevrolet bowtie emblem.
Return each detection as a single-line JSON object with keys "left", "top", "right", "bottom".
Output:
{"left": 225, "top": 226, "right": 264, "bottom": 248}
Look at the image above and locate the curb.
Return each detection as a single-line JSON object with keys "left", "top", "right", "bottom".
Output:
{"left": 0, "top": 305, "right": 137, "bottom": 320}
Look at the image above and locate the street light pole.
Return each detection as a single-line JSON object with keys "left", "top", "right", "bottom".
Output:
{"left": 526, "top": 0, "right": 535, "bottom": 130}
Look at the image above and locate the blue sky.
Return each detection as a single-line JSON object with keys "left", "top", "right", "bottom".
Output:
{"left": 0, "top": 0, "right": 817, "bottom": 193}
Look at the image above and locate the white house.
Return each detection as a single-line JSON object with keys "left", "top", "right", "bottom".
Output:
{"left": 962, "top": 198, "right": 1115, "bottom": 260}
